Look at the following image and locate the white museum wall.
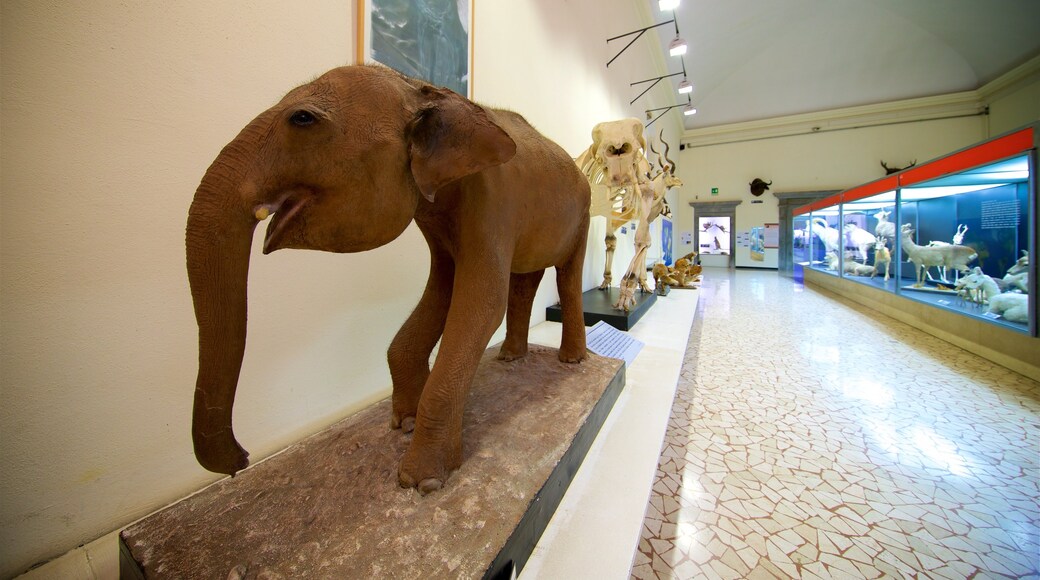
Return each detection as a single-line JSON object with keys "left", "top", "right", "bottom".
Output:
{"left": 673, "top": 116, "right": 987, "bottom": 269}
{"left": 982, "top": 56, "right": 1040, "bottom": 137}
{"left": 0, "top": 1, "right": 683, "bottom": 576}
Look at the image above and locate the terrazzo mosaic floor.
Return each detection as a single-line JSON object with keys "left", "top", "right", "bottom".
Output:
{"left": 631, "top": 268, "right": 1040, "bottom": 579}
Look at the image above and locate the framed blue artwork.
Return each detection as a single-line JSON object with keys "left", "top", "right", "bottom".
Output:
{"left": 661, "top": 217, "right": 673, "bottom": 266}
{"left": 357, "top": 0, "right": 473, "bottom": 98}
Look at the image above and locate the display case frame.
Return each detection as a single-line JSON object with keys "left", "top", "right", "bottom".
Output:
{"left": 793, "top": 124, "right": 1038, "bottom": 337}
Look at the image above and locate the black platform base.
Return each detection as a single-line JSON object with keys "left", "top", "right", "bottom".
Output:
{"left": 546, "top": 287, "right": 657, "bottom": 331}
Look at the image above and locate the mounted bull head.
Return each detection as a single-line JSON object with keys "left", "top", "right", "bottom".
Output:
{"left": 749, "top": 178, "right": 771, "bottom": 197}
{"left": 881, "top": 160, "right": 916, "bottom": 175}
{"left": 590, "top": 118, "right": 647, "bottom": 187}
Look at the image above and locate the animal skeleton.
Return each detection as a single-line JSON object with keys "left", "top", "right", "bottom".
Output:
{"left": 576, "top": 120, "right": 678, "bottom": 311}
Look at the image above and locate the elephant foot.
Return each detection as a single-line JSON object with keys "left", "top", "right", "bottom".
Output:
{"left": 496, "top": 343, "right": 528, "bottom": 361}
{"left": 390, "top": 413, "right": 417, "bottom": 434}
{"left": 558, "top": 347, "right": 586, "bottom": 364}
{"left": 398, "top": 434, "right": 460, "bottom": 495}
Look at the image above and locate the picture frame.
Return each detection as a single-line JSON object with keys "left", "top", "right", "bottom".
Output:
{"left": 356, "top": 0, "right": 475, "bottom": 98}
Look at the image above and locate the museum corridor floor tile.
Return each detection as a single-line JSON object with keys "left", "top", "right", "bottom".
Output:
{"left": 631, "top": 269, "right": 1040, "bottom": 579}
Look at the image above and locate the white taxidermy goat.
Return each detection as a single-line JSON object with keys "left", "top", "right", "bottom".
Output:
{"left": 900, "top": 224, "right": 977, "bottom": 286}
{"left": 811, "top": 217, "right": 840, "bottom": 255}
{"left": 955, "top": 267, "right": 1000, "bottom": 305}
{"left": 874, "top": 208, "right": 896, "bottom": 241}
{"left": 987, "top": 292, "right": 1028, "bottom": 324}
{"left": 842, "top": 222, "right": 876, "bottom": 263}
{"left": 870, "top": 238, "right": 891, "bottom": 281}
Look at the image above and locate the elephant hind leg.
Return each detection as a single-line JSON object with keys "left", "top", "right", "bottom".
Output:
{"left": 497, "top": 269, "right": 545, "bottom": 361}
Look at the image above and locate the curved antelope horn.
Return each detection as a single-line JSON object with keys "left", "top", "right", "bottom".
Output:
{"left": 648, "top": 139, "right": 659, "bottom": 174}
{"left": 660, "top": 129, "right": 676, "bottom": 174}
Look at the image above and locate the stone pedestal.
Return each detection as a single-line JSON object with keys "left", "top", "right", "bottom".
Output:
{"left": 120, "top": 345, "right": 624, "bottom": 579}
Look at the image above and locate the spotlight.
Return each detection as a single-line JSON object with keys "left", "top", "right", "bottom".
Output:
{"left": 669, "top": 36, "right": 688, "bottom": 56}
{"left": 678, "top": 79, "right": 693, "bottom": 94}
{"left": 659, "top": 0, "right": 680, "bottom": 10}
{"left": 683, "top": 105, "right": 697, "bottom": 116}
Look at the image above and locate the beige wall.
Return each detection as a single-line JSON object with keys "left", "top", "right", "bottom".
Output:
{"left": 674, "top": 117, "right": 987, "bottom": 268}
{"left": 0, "top": 1, "right": 681, "bottom": 575}
{"left": 673, "top": 55, "right": 1040, "bottom": 269}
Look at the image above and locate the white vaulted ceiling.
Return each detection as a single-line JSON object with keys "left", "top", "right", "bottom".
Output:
{"left": 640, "top": 0, "right": 1040, "bottom": 130}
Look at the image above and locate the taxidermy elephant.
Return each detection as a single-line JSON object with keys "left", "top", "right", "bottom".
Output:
{"left": 187, "top": 65, "right": 591, "bottom": 494}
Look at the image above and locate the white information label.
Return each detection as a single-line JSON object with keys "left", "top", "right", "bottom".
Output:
{"left": 586, "top": 320, "right": 645, "bottom": 367}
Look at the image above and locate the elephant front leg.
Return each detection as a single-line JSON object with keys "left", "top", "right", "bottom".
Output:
{"left": 399, "top": 263, "right": 509, "bottom": 494}
{"left": 387, "top": 250, "right": 454, "bottom": 432}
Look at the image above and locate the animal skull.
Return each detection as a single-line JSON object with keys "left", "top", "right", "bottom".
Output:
{"left": 591, "top": 118, "right": 647, "bottom": 187}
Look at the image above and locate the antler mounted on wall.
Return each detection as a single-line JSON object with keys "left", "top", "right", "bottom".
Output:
{"left": 880, "top": 160, "right": 917, "bottom": 175}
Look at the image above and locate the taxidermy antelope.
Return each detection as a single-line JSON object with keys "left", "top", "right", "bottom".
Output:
{"left": 999, "top": 250, "right": 1029, "bottom": 293}
{"left": 955, "top": 267, "right": 1000, "bottom": 305}
{"left": 900, "top": 224, "right": 977, "bottom": 287}
{"left": 870, "top": 238, "right": 891, "bottom": 281}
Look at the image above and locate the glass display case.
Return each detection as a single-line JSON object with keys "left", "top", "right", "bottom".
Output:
{"left": 806, "top": 203, "right": 841, "bottom": 276}
{"left": 841, "top": 188, "right": 898, "bottom": 291}
{"left": 792, "top": 125, "right": 1037, "bottom": 335}
{"left": 792, "top": 213, "right": 811, "bottom": 266}
{"left": 897, "top": 154, "right": 1032, "bottom": 332}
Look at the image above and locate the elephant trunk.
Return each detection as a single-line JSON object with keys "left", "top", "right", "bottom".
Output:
{"left": 186, "top": 131, "right": 265, "bottom": 476}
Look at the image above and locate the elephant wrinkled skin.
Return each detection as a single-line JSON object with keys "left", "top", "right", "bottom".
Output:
{"left": 186, "top": 65, "right": 591, "bottom": 494}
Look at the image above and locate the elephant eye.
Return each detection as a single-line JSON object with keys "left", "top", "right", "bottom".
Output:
{"left": 290, "top": 110, "right": 317, "bottom": 127}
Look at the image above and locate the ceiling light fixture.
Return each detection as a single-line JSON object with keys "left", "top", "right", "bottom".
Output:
{"left": 683, "top": 104, "right": 697, "bottom": 116}
{"left": 659, "top": 0, "right": 680, "bottom": 10}
{"left": 677, "top": 78, "right": 693, "bottom": 94}
{"left": 669, "top": 36, "right": 688, "bottom": 56}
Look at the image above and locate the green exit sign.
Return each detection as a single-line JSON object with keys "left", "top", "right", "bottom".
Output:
{"left": 711, "top": 187, "right": 719, "bottom": 195}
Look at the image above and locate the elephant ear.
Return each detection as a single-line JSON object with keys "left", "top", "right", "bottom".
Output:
{"left": 408, "top": 86, "right": 517, "bottom": 202}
